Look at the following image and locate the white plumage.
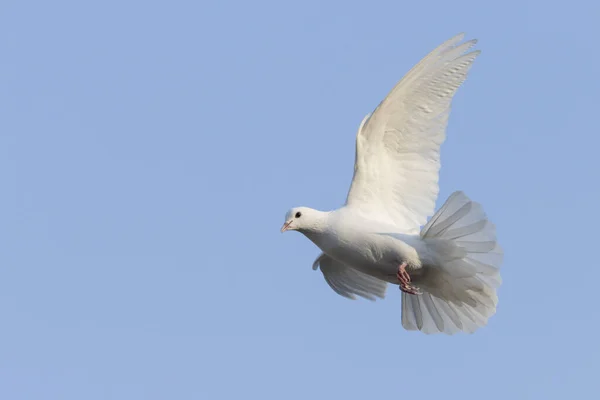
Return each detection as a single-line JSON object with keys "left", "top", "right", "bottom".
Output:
{"left": 281, "top": 33, "right": 502, "bottom": 335}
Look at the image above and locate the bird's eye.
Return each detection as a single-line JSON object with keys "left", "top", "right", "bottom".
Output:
{"left": 295, "top": 212, "right": 302, "bottom": 218}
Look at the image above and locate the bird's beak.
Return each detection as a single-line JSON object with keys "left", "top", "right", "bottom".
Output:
{"left": 280, "top": 220, "right": 293, "bottom": 233}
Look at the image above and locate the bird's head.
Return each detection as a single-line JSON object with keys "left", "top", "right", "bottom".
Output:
{"left": 280, "top": 207, "right": 326, "bottom": 233}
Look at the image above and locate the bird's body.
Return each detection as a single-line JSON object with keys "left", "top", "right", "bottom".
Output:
{"left": 281, "top": 33, "right": 503, "bottom": 335}
{"left": 300, "top": 208, "right": 426, "bottom": 284}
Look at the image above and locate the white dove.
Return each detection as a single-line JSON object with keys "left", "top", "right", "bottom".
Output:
{"left": 281, "top": 33, "right": 502, "bottom": 335}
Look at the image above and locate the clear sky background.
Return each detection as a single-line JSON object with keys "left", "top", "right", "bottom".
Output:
{"left": 2, "top": 0, "right": 599, "bottom": 399}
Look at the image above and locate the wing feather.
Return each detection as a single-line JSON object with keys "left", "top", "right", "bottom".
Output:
{"left": 312, "top": 253, "right": 387, "bottom": 301}
{"left": 346, "top": 34, "right": 480, "bottom": 231}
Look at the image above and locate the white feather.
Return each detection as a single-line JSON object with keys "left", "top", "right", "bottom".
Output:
{"left": 282, "top": 34, "right": 502, "bottom": 335}
{"left": 346, "top": 33, "right": 481, "bottom": 232}
{"left": 312, "top": 253, "right": 387, "bottom": 301}
{"left": 401, "top": 192, "right": 503, "bottom": 334}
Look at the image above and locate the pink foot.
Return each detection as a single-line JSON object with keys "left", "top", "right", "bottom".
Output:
{"left": 397, "top": 262, "right": 421, "bottom": 295}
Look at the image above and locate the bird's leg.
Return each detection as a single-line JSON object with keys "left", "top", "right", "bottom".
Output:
{"left": 397, "top": 262, "right": 421, "bottom": 295}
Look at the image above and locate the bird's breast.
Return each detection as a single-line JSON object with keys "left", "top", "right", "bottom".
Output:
{"left": 307, "top": 223, "right": 421, "bottom": 278}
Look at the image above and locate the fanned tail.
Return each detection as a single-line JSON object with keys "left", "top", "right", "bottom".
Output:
{"left": 401, "top": 191, "right": 503, "bottom": 334}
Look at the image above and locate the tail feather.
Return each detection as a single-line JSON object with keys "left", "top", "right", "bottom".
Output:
{"left": 401, "top": 191, "right": 503, "bottom": 335}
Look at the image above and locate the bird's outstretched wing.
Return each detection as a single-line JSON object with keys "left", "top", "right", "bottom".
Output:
{"left": 312, "top": 253, "right": 387, "bottom": 301}
{"left": 345, "top": 33, "right": 480, "bottom": 232}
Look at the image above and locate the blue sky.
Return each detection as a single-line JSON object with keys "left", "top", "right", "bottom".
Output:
{"left": 2, "top": 0, "right": 599, "bottom": 398}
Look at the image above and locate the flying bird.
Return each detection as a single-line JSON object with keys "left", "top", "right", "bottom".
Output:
{"left": 281, "top": 33, "right": 502, "bottom": 335}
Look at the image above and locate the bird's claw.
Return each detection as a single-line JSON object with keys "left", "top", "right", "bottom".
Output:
{"left": 397, "top": 262, "right": 421, "bottom": 296}
{"left": 400, "top": 283, "right": 422, "bottom": 295}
